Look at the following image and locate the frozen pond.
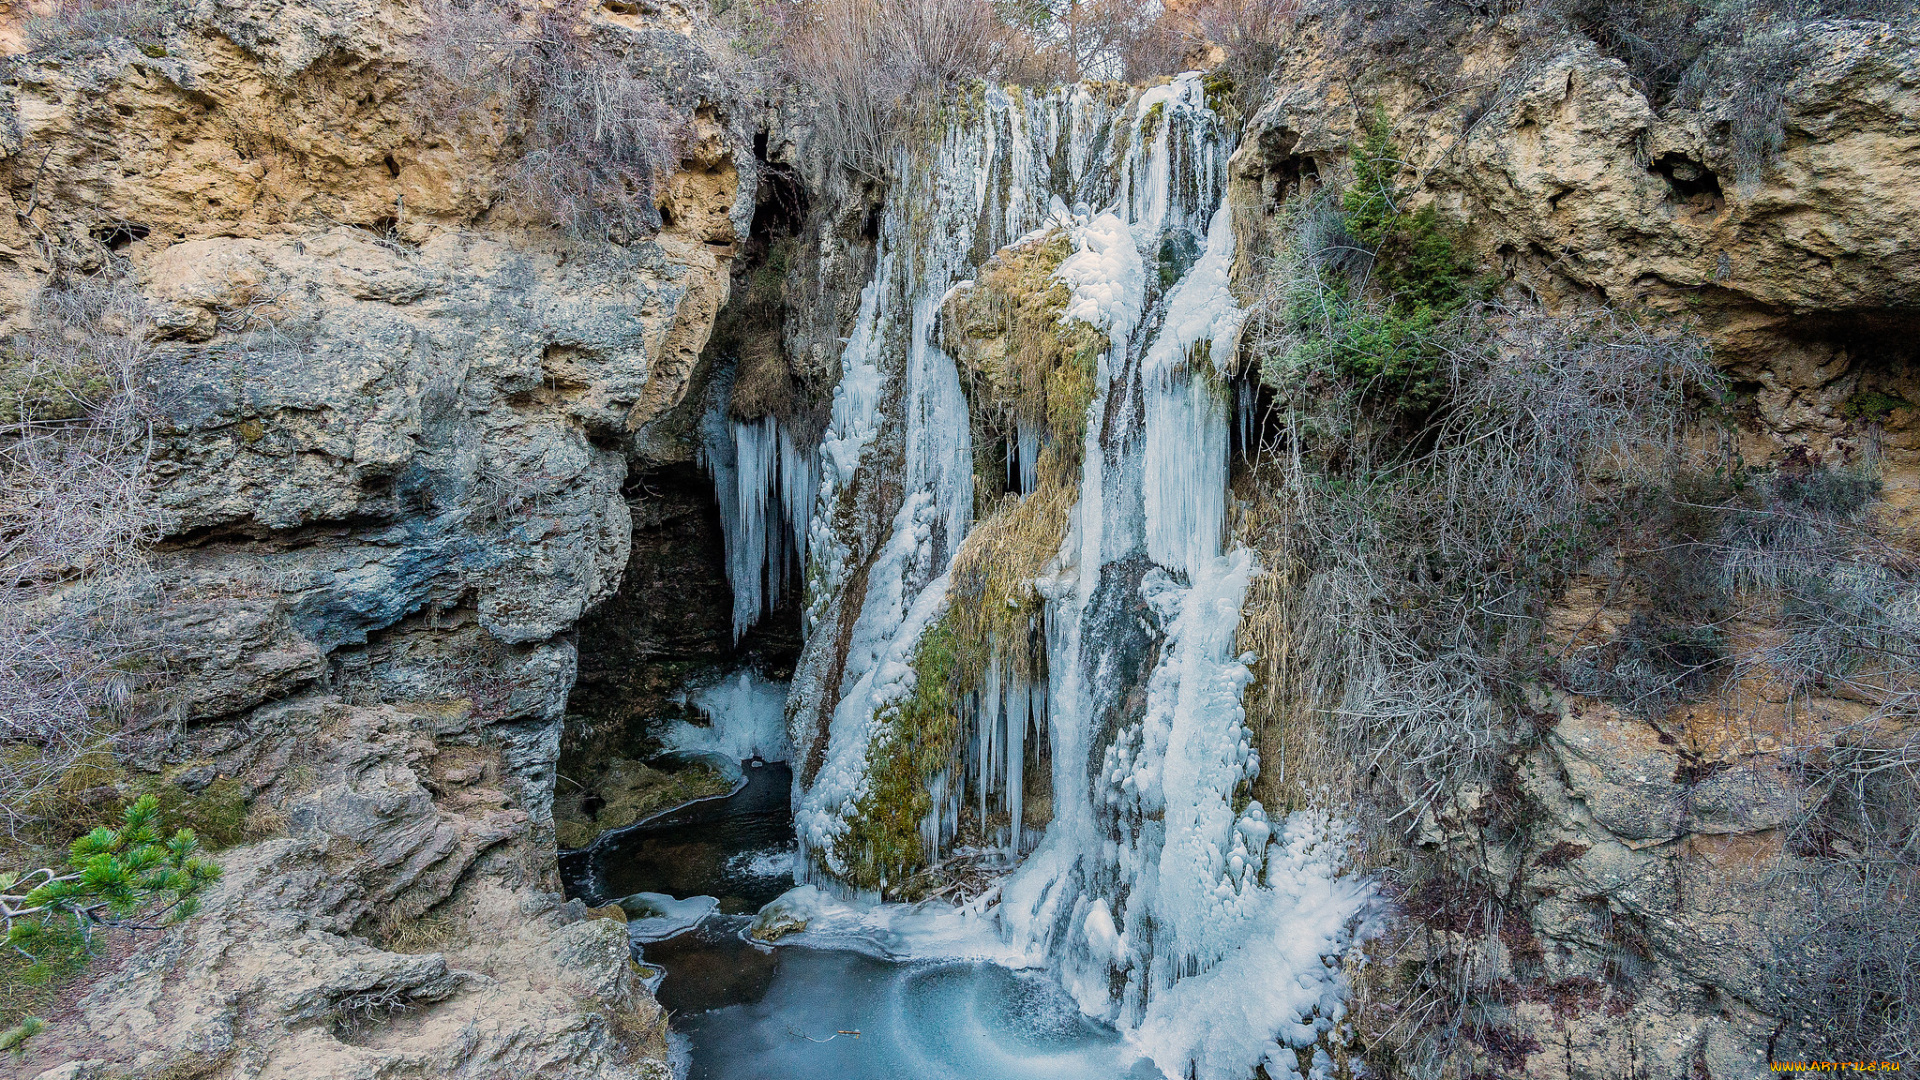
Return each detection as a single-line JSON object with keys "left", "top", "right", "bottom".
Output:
{"left": 677, "top": 945, "right": 1159, "bottom": 1080}
{"left": 561, "top": 758, "right": 1159, "bottom": 1080}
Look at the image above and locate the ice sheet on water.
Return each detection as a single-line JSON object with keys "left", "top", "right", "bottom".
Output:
{"left": 752, "top": 884, "right": 1029, "bottom": 966}
{"left": 616, "top": 892, "right": 719, "bottom": 943}
{"left": 663, "top": 667, "right": 791, "bottom": 764}
{"left": 725, "top": 848, "right": 795, "bottom": 884}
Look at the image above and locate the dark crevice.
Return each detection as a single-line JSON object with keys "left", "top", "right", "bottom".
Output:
{"left": 1651, "top": 152, "right": 1722, "bottom": 202}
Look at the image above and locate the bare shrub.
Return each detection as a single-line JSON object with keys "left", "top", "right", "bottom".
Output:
{"left": 1701, "top": 462, "right": 1920, "bottom": 1060}
{"left": 0, "top": 274, "right": 163, "bottom": 838}
{"left": 1039, "top": 0, "right": 1182, "bottom": 82}
{"left": 414, "top": 0, "right": 691, "bottom": 240}
{"left": 1274, "top": 308, "right": 1711, "bottom": 809}
{"left": 764, "top": 0, "right": 1047, "bottom": 178}
{"left": 24, "top": 0, "right": 185, "bottom": 51}
{"left": 1167, "top": 0, "right": 1301, "bottom": 103}
{"left": 1770, "top": 731, "right": 1920, "bottom": 1062}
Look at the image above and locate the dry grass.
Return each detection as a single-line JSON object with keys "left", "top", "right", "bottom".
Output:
{"left": 948, "top": 459, "right": 1075, "bottom": 686}
{"left": 1, "top": 273, "right": 165, "bottom": 842}
{"left": 940, "top": 227, "right": 1104, "bottom": 685}
{"left": 552, "top": 756, "right": 733, "bottom": 850}
{"left": 23, "top": 0, "right": 184, "bottom": 51}
{"left": 1230, "top": 475, "right": 1350, "bottom": 817}
{"left": 413, "top": 0, "right": 691, "bottom": 240}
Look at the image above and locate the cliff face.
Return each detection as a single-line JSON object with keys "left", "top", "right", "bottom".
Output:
{"left": 0, "top": 1, "right": 750, "bottom": 1075}
{"left": 1229, "top": 17, "right": 1919, "bottom": 1079}
{"left": 3, "top": 0, "right": 1913, "bottom": 1075}
{"left": 1236, "top": 17, "right": 1920, "bottom": 507}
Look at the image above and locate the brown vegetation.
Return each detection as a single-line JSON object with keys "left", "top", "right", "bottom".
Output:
{"left": 413, "top": 0, "right": 691, "bottom": 239}
{"left": 1, "top": 274, "right": 164, "bottom": 844}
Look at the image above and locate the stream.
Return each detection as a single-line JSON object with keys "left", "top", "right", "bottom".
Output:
{"left": 560, "top": 758, "right": 1159, "bottom": 1080}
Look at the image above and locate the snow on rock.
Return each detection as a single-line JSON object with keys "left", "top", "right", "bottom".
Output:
{"left": 615, "top": 892, "right": 719, "bottom": 943}
{"left": 1055, "top": 211, "right": 1146, "bottom": 344}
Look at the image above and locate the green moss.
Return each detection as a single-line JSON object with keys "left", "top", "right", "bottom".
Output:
{"left": 137, "top": 42, "right": 167, "bottom": 58}
{"left": 0, "top": 346, "right": 113, "bottom": 424}
{"left": 1842, "top": 389, "right": 1910, "bottom": 423}
{"left": 945, "top": 229, "right": 1105, "bottom": 459}
{"left": 1202, "top": 70, "right": 1235, "bottom": 116}
{"left": 1141, "top": 100, "right": 1167, "bottom": 145}
{"left": 841, "top": 616, "right": 967, "bottom": 889}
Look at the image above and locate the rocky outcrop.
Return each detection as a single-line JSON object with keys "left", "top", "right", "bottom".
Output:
{"left": 1234, "top": 16, "right": 1920, "bottom": 514}
{"left": 0, "top": 0, "right": 751, "bottom": 1075}
{"left": 19, "top": 699, "right": 669, "bottom": 1080}
{"left": 1230, "top": 15, "right": 1918, "bottom": 1078}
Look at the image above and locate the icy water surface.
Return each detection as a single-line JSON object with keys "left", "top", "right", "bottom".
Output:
{"left": 560, "top": 758, "right": 1156, "bottom": 1080}
{"left": 677, "top": 946, "right": 1160, "bottom": 1080}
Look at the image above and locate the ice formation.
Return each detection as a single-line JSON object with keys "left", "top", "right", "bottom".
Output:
{"left": 701, "top": 392, "right": 821, "bottom": 643}
{"left": 785, "top": 72, "right": 1376, "bottom": 1079}
{"left": 662, "top": 667, "right": 792, "bottom": 764}
{"left": 615, "top": 892, "right": 719, "bottom": 943}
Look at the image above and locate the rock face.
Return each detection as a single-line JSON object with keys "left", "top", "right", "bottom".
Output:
{"left": 1235, "top": 17, "right": 1920, "bottom": 514}
{"left": 19, "top": 700, "right": 671, "bottom": 1080}
{"left": 1230, "top": 15, "right": 1919, "bottom": 1079}
{"left": 0, "top": 0, "right": 750, "bottom": 1075}
{"left": 4, "top": 0, "right": 1910, "bottom": 1074}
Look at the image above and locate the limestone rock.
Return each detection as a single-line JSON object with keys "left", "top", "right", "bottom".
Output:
{"left": 0, "top": 0, "right": 751, "bottom": 1075}
{"left": 1235, "top": 18, "right": 1920, "bottom": 514}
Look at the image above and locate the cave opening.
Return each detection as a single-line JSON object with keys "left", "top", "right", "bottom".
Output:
{"left": 555, "top": 147, "right": 813, "bottom": 853}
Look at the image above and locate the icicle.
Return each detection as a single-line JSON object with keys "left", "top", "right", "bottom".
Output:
{"left": 1016, "top": 420, "right": 1041, "bottom": 496}
{"left": 1236, "top": 377, "right": 1256, "bottom": 460}
{"left": 921, "top": 771, "right": 949, "bottom": 865}
{"left": 980, "top": 652, "right": 1002, "bottom": 826}
{"left": 780, "top": 422, "right": 819, "bottom": 587}
{"left": 1007, "top": 669, "right": 1027, "bottom": 853}
{"left": 1144, "top": 370, "right": 1229, "bottom": 579}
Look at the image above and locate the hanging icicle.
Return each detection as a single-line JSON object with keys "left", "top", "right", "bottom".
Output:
{"left": 702, "top": 405, "right": 824, "bottom": 644}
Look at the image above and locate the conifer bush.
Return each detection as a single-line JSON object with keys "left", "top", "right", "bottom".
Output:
{"left": 1257, "top": 115, "right": 1482, "bottom": 419}
{"left": 1, "top": 795, "right": 221, "bottom": 1048}
{"left": 3, "top": 795, "right": 222, "bottom": 956}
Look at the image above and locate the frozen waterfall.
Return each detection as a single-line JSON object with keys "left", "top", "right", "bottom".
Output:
{"left": 783, "top": 73, "right": 1375, "bottom": 1080}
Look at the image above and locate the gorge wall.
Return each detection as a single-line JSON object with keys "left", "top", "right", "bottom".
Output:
{"left": 1, "top": 1, "right": 1914, "bottom": 1078}
{"left": 0, "top": 0, "right": 751, "bottom": 1074}
{"left": 1225, "top": 14, "right": 1920, "bottom": 1078}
